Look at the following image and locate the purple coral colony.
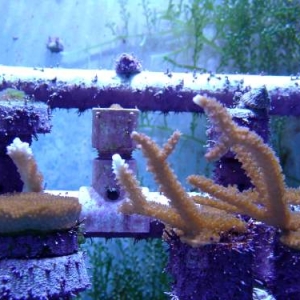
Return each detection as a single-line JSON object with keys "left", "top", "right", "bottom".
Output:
{"left": 1, "top": 53, "right": 300, "bottom": 300}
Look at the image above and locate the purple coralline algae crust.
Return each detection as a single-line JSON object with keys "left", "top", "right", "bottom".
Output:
{"left": 210, "top": 109, "right": 269, "bottom": 190}
{"left": 167, "top": 237, "right": 253, "bottom": 300}
{"left": 1, "top": 67, "right": 300, "bottom": 115}
{"left": 0, "top": 252, "right": 90, "bottom": 300}
{"left": 0, "top": 229, "right": 78, "bottom": 259}
{"left": 212, "top": 157, "right": 252, "bottom": 191}
{"left": 271, "top": 234, "right": 300, "bottom": 300}
{"left": 0, "top": 150, "right": 25, "bottom": 193}
{"left": 251, "top": 222, "right": 276, "bottom": 289}
{"left": 0, "top": 102, "right": 51, "bottom": 135}
{"left": 0, "top": 97, "right": 51, "bottom": 194}
{"left": 115, "top": 53, "right": 142, "bottom": 78}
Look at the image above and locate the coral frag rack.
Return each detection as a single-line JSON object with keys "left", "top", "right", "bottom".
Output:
{"left": 1, "top": 65, "right": 300, "bottom": 299}
{"left": 0, "top": 65, "right": 299, "bottom": 115}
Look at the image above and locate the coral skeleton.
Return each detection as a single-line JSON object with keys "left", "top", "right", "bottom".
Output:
{"left": 0, "top": 138, "right": 81, "bottom": 234}
{"left": 112, "top": 133, "right": 246, "bottom": 247}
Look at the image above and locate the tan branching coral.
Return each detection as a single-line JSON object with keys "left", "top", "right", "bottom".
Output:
{"left": 0, "top": 192, "right": 81, "bottom": 233}
{"left": 113, "top": 95, "right": 300, "bottom": 249}
{"left": 7, "top": 137, "right": 44, "bottom": 192}
{"left": 190, "top": 95, "right": 300, "bottom": 249}
{"left": 112, "top": 131, "right": 246, "bottom": 247}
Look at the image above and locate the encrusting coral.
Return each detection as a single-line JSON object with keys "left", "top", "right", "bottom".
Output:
{"left": 0, "top": 192, "right": 81, "bottom": 233}
{"left": 1, "top": 138, "right": 81, "bottom": 234}
{"left": 113, "top": 95, "right": 300, "bottom": 249}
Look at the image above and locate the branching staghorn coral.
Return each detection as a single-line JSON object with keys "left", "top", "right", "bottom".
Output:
{"left": 7, "top": 137, "right": 43, "bottom": 192}
{"left": 113, "top": 95, "right": 300, "bottom": 249}
{"left": 190, "top": 95, "right": 300, "bottom": 249}
{"left": 0, "top": 138, "right": 81, "bottom": 234}
{"left": 112, "top": 131, "right": 246, "bottom": 247}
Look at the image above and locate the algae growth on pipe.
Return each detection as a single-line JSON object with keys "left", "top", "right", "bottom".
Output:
{"left": 0, "top": 66, "right": 299, "bottom": 115}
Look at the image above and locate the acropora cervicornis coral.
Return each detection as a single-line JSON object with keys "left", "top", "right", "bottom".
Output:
{"left": 113, "top": 95, "right": 300, "bottom": 249}
{"left": 0, "top": 138, "right": 81, "bottom": 234}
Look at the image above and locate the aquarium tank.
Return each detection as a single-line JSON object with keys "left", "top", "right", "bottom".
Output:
{"left": 1, "top": 0, "right": 300, "bottom": 299}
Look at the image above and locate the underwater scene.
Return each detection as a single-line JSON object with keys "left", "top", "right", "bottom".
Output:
{"left": 1, "top": 0, "right": 300, "bottom": 299}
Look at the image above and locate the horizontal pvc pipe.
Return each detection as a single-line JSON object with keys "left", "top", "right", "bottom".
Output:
{"left": 0, "top": 66, "right": 299, "bottom": 115}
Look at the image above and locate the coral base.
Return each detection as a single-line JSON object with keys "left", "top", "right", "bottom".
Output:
{"left": 0, "top": 252, "right": 90, "bottom": 300}
{"left": 271, "top": 235, "right": 300, "bottom": 300}
{"left": 167, "top": 238, "right": 253, "bottom": 300}
{"left": 251, "top": 223, "right": 276, "bottom": 289}
{"left": 0, "top": 229, "right": 78, "bottom": 259}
